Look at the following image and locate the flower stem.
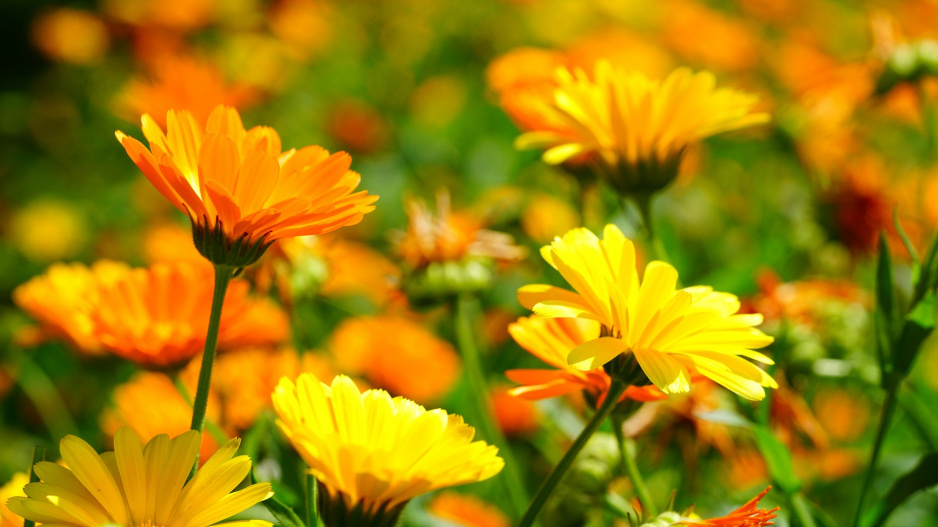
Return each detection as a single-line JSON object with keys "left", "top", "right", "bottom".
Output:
{"left": 22, "top": 446, "right": 46, "bottom": 527}
{"left": 9, "top": 355, "right": 78, "bottom": 441}
{"left": 455, "top": 294, "right": 529, "bottom": 517}
{"left": 190, "top": 265, "right": 235, "bottom": 437}
{"left": 518, "top": 380, "right": 628, "bottom": 527}
{"left": 852, "top": 376, "right": 900, "bottom": 527}
{"left": 631, "top": 193, "right": 669, "bottom": 263}
{"left": 791, "top": 492, "right": 818, "bottom": 527}
{"left": 611, "top": 415, "right": 657, "bottom": 518}
{"left": 306, "top": 472, "right": 320, "bottom": 527}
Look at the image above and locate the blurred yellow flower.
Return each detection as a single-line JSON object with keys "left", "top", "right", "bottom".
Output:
{"left": 0, "top": 473, "right": 27, "bottom": 527}
{"left": 9, "top": 199, "right": 88, "bottom": 262}
{"left": 142, "top": 222, "right": 208, "bottom": 265}
{"left": 101, "top": 370, "right": 222, "bottom": 462}
{"left": 31, "top": 8, "right": 109, "bottom": 65}
{"left": 116, "top": 105, "right": 377, "bottom": 265}
{"left": 91, "top": 262, "right": 288, "bottom": 367}
{"left": 7, "top": 428, "right": 272, "bottom": 527}
{"left": 516, "top": 62, "right": 769, "bottom": 195}
{"left": 519, "top": 225, "right": 776, "bottom": 400}
{"left": 521, "top": 193, "right": 579, "bottom": 243}
{"left": 272, "top": 373, "right": 504, "bottom": 526}
{"left": 427, "top": 492, "right": 510, "bottom": 527}
{"left": 268, "top": 0, "right": 334, "bottom": 60}
{"left": 330, "top": 316, "right": 460, "bottom": 404}
{"left": 13, "top": 261, "right": 130, "bottom": 354}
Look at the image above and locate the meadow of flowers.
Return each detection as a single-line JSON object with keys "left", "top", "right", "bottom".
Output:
{"left": 2, "top": 0, "right": 938, "bottom": 526}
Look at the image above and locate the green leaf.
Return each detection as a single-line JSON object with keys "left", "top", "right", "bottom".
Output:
{"left": 862, "top": 452, "right": 938, "bottom": 527}
{"left": 914, "top": 231, "right": 938, "bottom": 305}
{"left": 252, "top": 472, "right": 305, "bottom": 527}
{"left": 753, "top": 426, "right": 801, "bottom": 494}
{"left": 893, "top": 291, "right": 937, "bottom": 377}
{"left": 875, "top": 233, "right": 896, "bottom": 379}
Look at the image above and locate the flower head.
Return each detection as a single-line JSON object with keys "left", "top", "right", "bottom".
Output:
{"left": 0, "top": 473, "right": 27, "bottom": 527}
{"left": 519, "top": 225, "right": 776, "bottom": 400}
{"left": 516, "top": 62, "right": 768, "bottom": 195}
{"left": 7, "top": 427, "right": 272, "bottom": 527}
{"left": 685, "top": 487, "right": 778, "bottom": 526}
{"left": 116, "top": 105, "right": 377, "bottom": 266}
{"left": 507, "top": 315, "right": 667, "bottom": 405}
{"left": 272, "top": 373, "right": 503, "bottom": 526}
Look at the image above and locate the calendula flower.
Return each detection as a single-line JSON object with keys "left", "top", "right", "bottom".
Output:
{"left": 490, "top": 385, "right": 540, "bottom": 437}
{"left": 519, "top": 225, "right": 776, "bottom": 400}
{"left": 13, "top": 261, "right": 131, "bottom": 354}
{"left": 92, "top": 262, "right": 288, "bottom": 367}
{"left": 642, "top": 487, "right": 778, "bottom": 526}
{"left": 507, "top": 315, "right": 666, "bottom": 404}
{"left": 7, "top": 427, "right": 273, "bottom": 527}
{"left": 427, "top": 492, "right": 510, "bottom": 527}
{"left": 272, "top": 373, "right": 504, "bottom": 527}
{"left": 516, "top": 62, "right": 769, "bottom": 196}
{"left": 116, "top": 105, "right": 377, "bottom": 267}
{"left": 0, "top": 473, "right": 27, "bottom": 527}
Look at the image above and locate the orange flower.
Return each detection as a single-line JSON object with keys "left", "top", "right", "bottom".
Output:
{"left": 506, "top": 316, "right": 667, "bottom": 406}
{"left": 427, "top": 492, "right": 510, "bottom": 527}
{"left": 268, "top": 0, "right": 334, "bottom": 60}
{"left": 325, "top": 100, "right": 389, "bottom": 154}
{"left": 116, "top": 105, "right": 377, "bottom": 266}
{"left": 661, "top": 0, "right": 760, "bottom": 73}
{"left": 212, "top": 347, "right": 335, "bottom": 430}
{"left": 100, "top": 370, "right": 221, "bottom": 462}
{"left": 748, "top": 270, "right": 871, "bottom": 329}
{"left": 0, "top": 473, "right": 27, "bottom": 527}
{"left": 521, "top": 193, "right": 580, "bottom": 243}
{"left": 119, "top": 56, "right": 258, "bottom": 128}
{"left": 142, "top": 222, "right": 207, "bottom": 265}
{"left": 490, "top": 385, "right": 539, "bottom": 437}
{"left": 31, "top": 8, "right": 109, "bottom": 65}
{"left": 813, "top": 388, "right": 870, "bottom": 443}
{"left": 13, "top": 261, "right": 131, "bottom": 354}
{"left": 688, "top": 487, "right": 778, "bottom": 526}
{"left": 329, "top": 315, "right": 460, "bottom": 403}
{"left": 102, "top": 0, "right": 215, "bottom": 32}
{"left": 91, "top": 262, "right": 288, "bottom": 367}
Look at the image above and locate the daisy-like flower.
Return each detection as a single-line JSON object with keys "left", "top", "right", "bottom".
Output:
{"left": 516, "top": 61, "right": 769, "bottom": 196}
{"left": 116, "top": 105, "right": 377, "bottom": 267}
{"left": 7, "top": 427, "right": 273, "bottom": 527}
{"left": 271, "top": 373, "right": 504, "bottom": 527}
{"left": 642, "top": 487, "right": 778, "bottom": 527}
{"left": 0, "top": 472, "right": 27, "bottom": 527}
{"left": 507, "top": 315, "right": 666, "bottom": 404}
{"left": 518, "top": 225, "right": 776, "bottom": 401}
{"left": 92, "top": 262, "right": 288, "bottom": 367}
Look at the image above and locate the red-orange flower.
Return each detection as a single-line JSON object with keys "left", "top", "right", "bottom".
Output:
{"left": 426, "top": 492, "right": 510, "bottom": 527}
{"left": 507, "top": 316, "right": 667, "bottom": 406}
{"left": 91, "top": 262, "right": 288, "bottom": 367}
{"left": 116, "top": 105, "right": 377, "bottom": 264}
{"left": 686, "top": 487, "right": 778, "bottom": 526}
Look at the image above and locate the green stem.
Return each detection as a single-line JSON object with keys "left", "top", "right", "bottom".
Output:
{"left": 10, "top": 355, "right": 78, "bottom": 441}
{"left": 630, "top": 193, "right": 669, "bottom": 263}
{"left": 852, "top": 378, "right": 901, "bottom": 527}
{"left": 455, "top": 294, "right": 529, "bottom": 517}
{"left": 190, "top": 265, "right": 235, "bottom": 437}
{"left": 611, "top": 416, "right": 657, "bottom": 518}
{"left": 306, "top": 472, "right": 319, "bottom": 527}
{"left": 791, "top": 492, "right": 818, "bottom": 527}
{"left": 22, "top": 446, "right": 46, "bottom": 527}
{"left": 518, "top": 381, "right": 628, "bottom": 527}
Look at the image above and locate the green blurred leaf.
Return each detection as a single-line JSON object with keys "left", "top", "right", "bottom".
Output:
{"left": 893, "top": 291, "right": 937, "bottom": 377}
{"left": 861, "top": 452, "right": 938, "bottom": 527}
{"left": 753, "top": 426, "right": 801, "bottom": 494}
{"left": 252, "top": 471, "right": 305, "bottom": 527}
{"left": 914, "top": 231, "right": 938, "bottom": 304}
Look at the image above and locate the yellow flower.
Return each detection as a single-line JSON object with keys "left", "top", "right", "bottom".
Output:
{"left": 116, "top": 105, "right": 377, "bottom": 266}
{"left": 9, "top": 199, "right": 88, "bottom": 262}
{"left": 0, "top": 473, "right": 27, "bottom": 527}
{"left": 31, "top": 8, "right": 109, "bottom": 65}
{"left": 518, "top": 225, "right": 776, "bottom": 400}
{"left": 516, "top": 61, "right": 769, "bottom": 195}
{"left": 272, "top": 373, "right": 504, "bottom": 526}
{"left": 7, "top": 427, "right": 272, "bottom": 527}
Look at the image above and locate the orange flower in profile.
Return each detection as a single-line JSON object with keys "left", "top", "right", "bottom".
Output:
{"left": 212, "top": 347, "right": 335, "bottom": 430}
{"left": 116, "top": 105, "right": 377, "bottom": 267}
{"left": 100, "top": 370, "right": 221, "bottom": 461}
{"left": 119, "top": 56, "right": 258, "bottom": 128}
{"left": 689, "top": 487, "right": 778, "bottom": 526}
{"left": 427, "top": 492, "right": 510, "bottom": 527}
{"left": 31, "top": 8, "right": 109, "bottom": 65}
{"left": 0, "top": 472, "right": 27, "bottom": 527}
{"left": 13, "top": 261, "right": 130, "bottom": 354}
{"left": 92, "top": 262, "right": 288, "bottom": 367}
{"left": 329, "top": 315, "right": 460, "bottom": 403}
{"left": 490, "top": 385, "right": 539, "bottom": 437}
{"left": 507, "top": 316, "right": 667, "bottom": 405}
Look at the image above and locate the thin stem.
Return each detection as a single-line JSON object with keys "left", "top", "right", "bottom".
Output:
{"left": 22, "top": 446, "right": 46, "bottom": 527}
{"left": 611, "top": 416, "right": 657, "bottom": 518}
{"left": 455, "top": 294, "right": 529, "bottom": 517}
{"left": 791, "top": 492, "right": 818, "bottom": 527}
{"left": 518, "top": 381, "right": 628, "bottom": 527}
{"left": 630, "top": 193, "right": 669, "bottom": 263}
{"left": 10, "top": 355, "right": 78, "bottom": 441}
{"left": 852, "top": 378, "right": 901, "bottom": 527}
{"left": 306, "top": 472, "right": 319, "bottom": 527}
{"left": 190, "top": 265, "right": 235, "bottom": 436}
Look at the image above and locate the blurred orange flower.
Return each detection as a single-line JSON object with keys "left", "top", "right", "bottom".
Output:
{"left": 269, "top": 0, "right": 334, "bottom": 60}
{"left": 119, "top": 56, "right": 258, "bottom": 128}
{"left": 507, "top": 316, "right": 667, "bottom": 406}
{"left": 747, "top": 269, "right": 870, "bottom": 329}
{"left": 329, "top": 315, "right": 460, "bottom": 403}
{"left": 325, "top": 100, "right": 389, "bottom": 154}
{"left": 100, "top": 370, "right": 221, "bottom": 462}
{"left": 31, "top": 8, "right": 109, "bottom": 65}
{"left": 103, "top": 0, "right": 215, "bottom": 32}
{"left": 13, "top": 261, "right": 131, "bottom": 354}
{"left": 689, "top": 487, "right": 778, "bottom": 526}
{"left": 813, "top": 388, "right": 870, "bottom": 443}
{"left": 116, "top": 105, "right": 377, "bottom": 260}
{"left": 427, "top": 492, "right": 510, "bottom": 527}
{"left": 142, "top": 222, "right": 207, "bottom": 265}
{"left": 212, "top": 347, "right": 335, "bottom": 430}
{"left": 661, "top": 0, "right": 760, "bottom": 73}
{"left": 490, "top": 385, "right": 539, "bottom": 437}
{"left": 0, "top": 472, "right": 27, "bottom": 527}
{"left": 91, "top": 262, "right": 288, "bottom": 367}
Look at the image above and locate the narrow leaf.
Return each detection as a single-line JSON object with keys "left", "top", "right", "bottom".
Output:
{"left": 251, "top": 471, "right": 305, "bottom": 527}
{"left": 753, "top": 426, "right": 801, "bottom": 494}
{"left": 893, "top": 291, "right": 937, "bottom": 377}
{"left": 862, "top": 452, "right": 938, "bottom": 527}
